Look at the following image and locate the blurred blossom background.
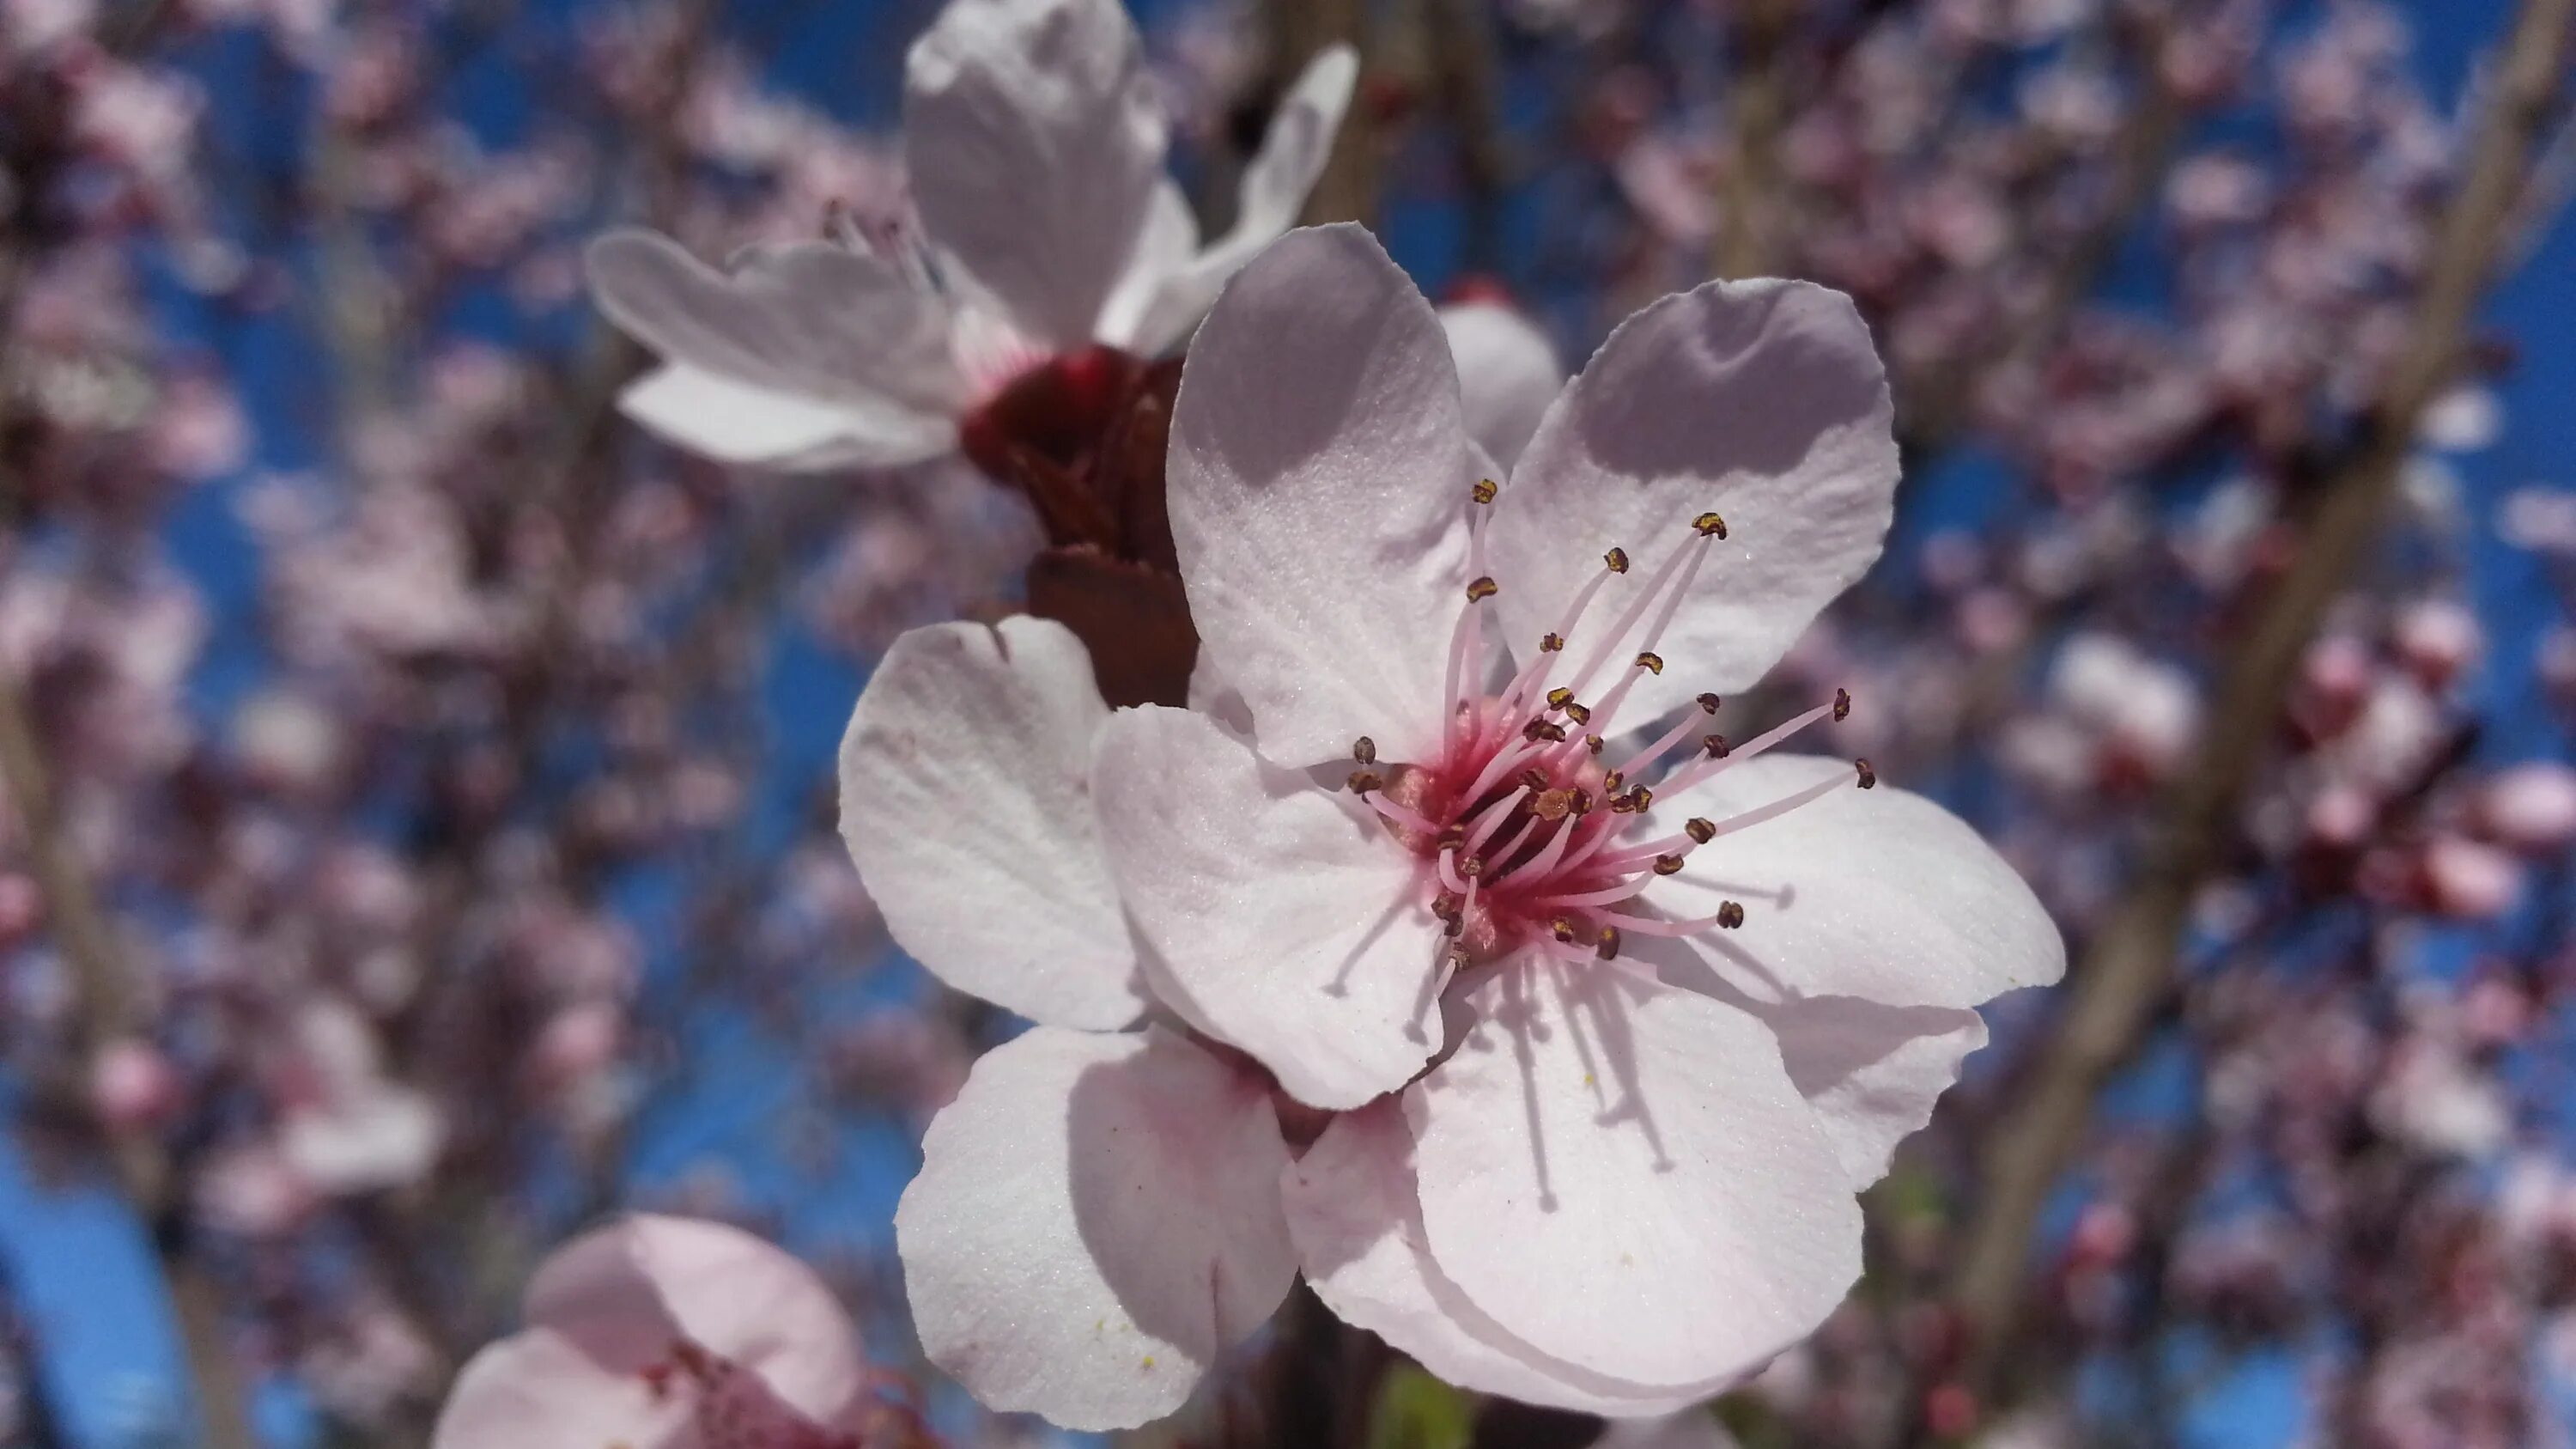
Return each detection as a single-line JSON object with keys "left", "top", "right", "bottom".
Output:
{"left": 0, "top": 0, "right": 2573, "bottom": 1445}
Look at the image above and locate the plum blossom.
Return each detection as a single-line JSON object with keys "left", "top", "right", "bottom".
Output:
{"left": 432, "top": 1215, "right": 881, "bottom": 1449}
{"left": 836, "top": 226, "right": 2062, "bottom": 1429}
{"left": 586, "top": 0, "right": 1355, "bottom": 472}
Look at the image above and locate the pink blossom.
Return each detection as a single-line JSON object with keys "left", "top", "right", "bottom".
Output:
{"left": 586, "top": 0, "right": 1354, "bottom": 472}
{"left": 431, "top": 1215, "right": 875, "bottom": 1449}
{"left": 89, "top": 1037, "right": 180, "bottom": 1132}
{"left": 837, "top": 227, "right": 2062, "bottom": 1428}
{"left": 2418, "top": 837, "right": 2523, "bottom": 922}
{"left": 2479, "top": 761, "right": 2576, "bottom": 853}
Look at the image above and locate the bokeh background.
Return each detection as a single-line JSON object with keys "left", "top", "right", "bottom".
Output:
{"left": 3, "top": 0, "right": 2574, "bottom": 1445}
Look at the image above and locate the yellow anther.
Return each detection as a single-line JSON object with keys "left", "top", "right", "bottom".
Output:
{"left": 1539, "top": 631, "right": 1565, "bottom": 653}
{"left": 1546, "top": 686, "right": 1574, "bottom": 709}
{"left": 1693, "top": 511, "right": 1728, "bottom": 539}
{"left": 1604, "top": 547, "right": 1631, "bottom": 574}
{"left": 1634, "top": 651, "right": 1664, "bottom": 675}
{"left": 1471, "top": 478, "right": 1498, "bottom": 504}
{"left": 1466, "top": 575, "right": 1498, "bottom": 602}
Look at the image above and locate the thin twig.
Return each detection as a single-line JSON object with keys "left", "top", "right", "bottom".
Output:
{"left": 1944, "top": 0, "right": 2576, "bottom": 1397}
{"left": 0, "top": 672, "right": 256, "bottom": 1449}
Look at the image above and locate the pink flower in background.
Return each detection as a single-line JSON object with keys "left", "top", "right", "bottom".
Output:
{"left": 432, "top": 1215, "right": 878, "bottom": 1449}
{"left": 835, "top": 226, "right": 2062, "bottom": 1429}
{"left": 586, "top": 0, "right": 1355, "bottom": 472}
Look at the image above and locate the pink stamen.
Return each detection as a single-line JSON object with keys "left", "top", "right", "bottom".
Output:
{"left": 1692, "top": 765, "right": 1856, "bottom": 839}
{"left": 1557, "top": 533, "right": 1704, "bottom": 705}
{"left": 1367, "top": 792, "right": 1439, "bottom": 835}
{"left": 1463, "top": 786, "right": 1532, "bottom": 855}
{"left": 1614, "top": 708, "right": 1714, "bottom": 780}
{"left": 1516, "top": 814, "right": 1583, "bottom": 880}
{"left": 1533, "top": 874, "right": 1658, "bottom": 910}
{"left": 1564, "top": 536, "right": 1711, "bottom": 746}
{"left": 1443, "top": 502, "right": 1497, "bottom": 747}
{"left": 1662, "top": 697, "right": 1839, "bottom": 795}
{"left": 1496, "top": 563, "right": 1617, "bottom": 720}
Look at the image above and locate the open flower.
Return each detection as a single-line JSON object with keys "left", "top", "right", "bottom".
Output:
{"left": 586, "top": 0, "right": 1354, "bottom": 473}
{"left": 836, "top": 226, "right": 2062, "bottom": 1429}
{"left": 432, "top": 1215, "right": 882, "bottom": 1449}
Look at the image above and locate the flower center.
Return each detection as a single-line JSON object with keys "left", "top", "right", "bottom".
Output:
{"left": 635, "top": 1338, "right": 861, "bottom": 1449}
{"left": 1344, "top": 481, "right": 1874, "bottom": 985}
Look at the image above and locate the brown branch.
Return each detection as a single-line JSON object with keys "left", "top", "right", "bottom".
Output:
{"left": 0, "top": 672, "right": 256, "bottom": 1449}
{"left": 1944, "top": 0, "right": 2576, "bottom": 1397}
{"left": 1711, "top": 0, "right": 1795, "bottom": 281}
{"left": 1268, "top": 0, "right": 1378, "bottom": 227}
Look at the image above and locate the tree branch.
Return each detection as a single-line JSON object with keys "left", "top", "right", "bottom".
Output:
{"left": 1944, "top": 0, "right": 2575, "bottom": 1395}
{"left": 0, "top": 672, "right": 256, "bottom": 1449}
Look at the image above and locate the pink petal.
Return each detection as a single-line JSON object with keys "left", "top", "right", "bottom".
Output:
{"left": 1594, "top": 1410, "right": 1744, "bottom": 1449}
{"left": 897, "top": 1026, "right": 1297, "bottom": 1430}
{"left": 1105, "top": 46, "right": 1359, "bottom": 357}
{"left": 1744, "top": 995, "right": 1988, "bottom": 1190}
{"left": 1166, "top": 224, "right": 1478, "bottom": 769}
{"left": 1093, "top": 704, "right": 1447, "bottom": 1109}
{"left": 1408, "top": 961, "right": 1861, "bottom": 1385}
{"left": 902, "top": 0, "right": 1169, "bottom": 350}
{"left": 524, "top": 1214, "right": 866, "bottom": 1422}
{"left": 618, "top": 364, "right": 958, "bottom": 470}
{"left": 839, "top": 618, "right": 1148, "bottom": 1031}
{"left": 431, "top": 1215, "right": 866, "bottom": 1449}
{"left": 1442, "top": 302, "right": 1563, "bottom": 471}
{"left": 1287, "top": 1102, "right": 1743, "bottom": 1417}
{"left": 586, "top": 232, "right": 963, "bottom": 460}
{"left": 1485, "top": 280, "right": 1897, "bottom": 721}
{"left": 1653, "top": 754, "right": 2065, "bottom": 1010}
{"left": 434, "top": 1328, "right": 683, "bottom": 1449}
{"left": 1094, "top": 180, "right": 1204, "bottom": 353}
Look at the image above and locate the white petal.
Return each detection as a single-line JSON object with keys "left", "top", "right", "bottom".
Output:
{"left": 902, "top": 0, "right": 1169, "bottom": 349}
{"left": 1652, "top": 753, "right": 2066, "bottom": 1010}
{"left": 1408, "top": 961, "right": 1862, "bottom": 1386}
{"left": 1094, "top": 180, "right": 1205, "bottom": 354}
{"left": 1746, "top": 995, "right": 1987, "bottom": 1190}
{"left": 618, "top": 364, "right": 958, "bottom": 470}
{"left": 587, "top": 230, "right": 963, "bottom": 415}
{"left": 1594, "top": 1410, "right": 1743, "bottom": 1449}
{"left": 1109, "top": 45, "right": 1360, "bottom": 356}
{"left": 279, "top": 1085, "right": 441, "bottom": 1193}
{"left": 839, "top": 618, "right": 1148, "bottom": 1030}
{"left": 896, "top": 1026, "right": 1297, "bottom": 1431}
{"left": 1287, "top": 1102, "right": 1746, "bottom": 1418}
{"left": 434, "top": 1330, "right": 681, "bottom": 1449}
{"left": 1442, "top": 302, "right": 1563, "bottom": 471}
{"left": 1486, "top": 280, "right": 1897, "bottom": 722}
{"left": 524, "top": 1215, "right": 866, "bottom": 1422}
{"left": 1167, "top": 224, "right": 1476, "bottom": 767}
{"left": 1092, "top": 704, "right": 1445, "bottom": 1109}
{"left": 433, "top": 1215, "right": 868, "bottom": 1449}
